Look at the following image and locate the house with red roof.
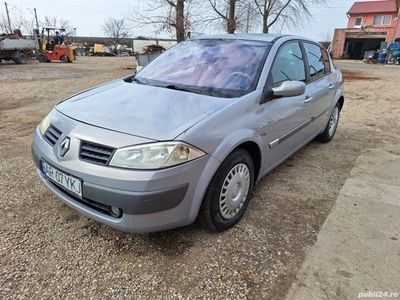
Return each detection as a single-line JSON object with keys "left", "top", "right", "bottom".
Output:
{"left": 331, "top": 0, "right": 400, "bottom": 58}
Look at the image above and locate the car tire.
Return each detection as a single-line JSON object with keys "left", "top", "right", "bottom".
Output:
{"left": 316, "top": 103, "right": 340, "bottom": 143}
{"left": 61, "top": 56, "right": 69, "bottom": 63}
{"left": 200, "top": 148, "right": 254, "bottom": 231}
{"left": 37, "top": 54, "right": 48, "bottom": 63}
{"left": 14, "top": 51, "right": 28, "bottom": 64}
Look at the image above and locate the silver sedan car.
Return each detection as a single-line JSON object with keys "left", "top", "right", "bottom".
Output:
{"left": 32, "top": 34, "right": 344, "bottom": 233}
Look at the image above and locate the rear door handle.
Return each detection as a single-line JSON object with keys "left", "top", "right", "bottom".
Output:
{"left": 328, "top": 84, "right": 335, "bottom": 90}
{"left": 304, "top": 96, "right": 313, "bottom": 103}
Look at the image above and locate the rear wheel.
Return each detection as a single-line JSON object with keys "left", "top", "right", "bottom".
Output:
{"left": 61, "top": 55, "right": 69, "bottom": 63}
{"left": 200, "top": 149, "right": 254, "bottom": 231}
{"left": 316, "top": 103, "right": 340, "bottom": 143}
{"left": 14, "top": 51, "right": 28, "bottom": 64}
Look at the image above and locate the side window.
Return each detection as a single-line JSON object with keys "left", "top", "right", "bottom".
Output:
{"left": 270, "top": 42, "right": 306, "bottom": 87}
{"left": 374, "top": 15, "right": 391, "bottom": 25}
{"left": 355, "top": 17, "right": 362, "bottom": 27}
{"left": 373, "top": 15, "right": 383, "bottom": 25}
{"left": 321, "top": 48, "right": 331, "bottom": 73}
{"left": 303, "top": 42, "right": 326, "bottom": 81}
{"left": 383, "top": 15, "right": 391, "bottom": 25}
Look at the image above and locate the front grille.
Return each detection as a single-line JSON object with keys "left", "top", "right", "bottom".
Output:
{"left": 43, "top": 124, "right": 62, "bottom": 146}
{"left": 79, "top": 141, "right": 115, "bottom": 166}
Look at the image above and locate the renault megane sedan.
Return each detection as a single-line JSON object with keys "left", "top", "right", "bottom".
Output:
{"left": 32, "top": 34, "right": 344, "bottom": 233}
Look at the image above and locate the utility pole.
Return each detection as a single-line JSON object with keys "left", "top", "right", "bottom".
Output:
{"left": 245, "top": 3, "right": 250, "bottom": 33}
{"left": 34, "top": 8, "right": 39, "bottom": 29}
{"left": 4, "top": 2, "right": 12, "bottom": 33}
{"left": 393, "top": 3, "right": 400, "bottom": 43}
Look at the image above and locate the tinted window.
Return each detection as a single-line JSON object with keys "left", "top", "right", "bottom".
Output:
{"left": 270, "top": 42, "right": 306, "bottom": 87}
{"left": 136, "top": 39, "right": 271, "bottom": 97}
{"left": 304, "top": 42, "right": 326, "bottom": 81}
{"left": 355, "top": 17, "right": 362, "bottom": 26}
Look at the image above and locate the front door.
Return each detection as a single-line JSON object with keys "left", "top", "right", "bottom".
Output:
{"left": 262, "top": 41, "right": 315, "bottom": 171}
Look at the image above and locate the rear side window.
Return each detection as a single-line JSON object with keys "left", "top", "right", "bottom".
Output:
{"left": 270, "top": 42, "right": 306, "bottom": 87}
{"left": 303, "top": 42, "right": 327, "bottom": 81}
{"left": 321, "top": 48, "right": 331, "bottom": 73}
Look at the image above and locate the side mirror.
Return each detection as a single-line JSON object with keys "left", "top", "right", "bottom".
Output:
{"left": 136, "top": 65, "right": 144, "bottom": 74}
{"left": 272, "top": 81, "right": 305, "bottom": 98}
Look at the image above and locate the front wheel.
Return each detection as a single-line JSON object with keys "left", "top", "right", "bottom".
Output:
{"left": 37, "top": 54, "right": 49, "bottom": 63}
{"left": 316, "top": 103, "right": 340, "bottom": 143}
{"left": 200, "top": 149, "right": 254, "bottom": 231}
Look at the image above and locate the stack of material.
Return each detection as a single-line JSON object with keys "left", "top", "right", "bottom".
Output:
{"left": 143, "top": 44, "right": 165, "bottom": 54}
{"left": 0, "top": 29, "right": 23, "bottom": 40}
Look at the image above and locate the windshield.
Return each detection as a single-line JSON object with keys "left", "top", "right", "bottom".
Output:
{"left": 136, "top": 39, "right": 272, "bottom": 97}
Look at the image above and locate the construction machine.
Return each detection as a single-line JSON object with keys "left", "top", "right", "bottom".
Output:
{"left": 36, "top": 27, "right": 75, "bottom": 63}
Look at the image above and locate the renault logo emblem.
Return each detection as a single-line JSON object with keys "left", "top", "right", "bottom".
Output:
{"left": 59, "top": 137, "right": 70, "bottom": 157}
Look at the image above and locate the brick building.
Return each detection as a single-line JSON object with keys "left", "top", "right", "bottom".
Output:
{"left": 331, "top": 0, "right": 400, "bottom": 58}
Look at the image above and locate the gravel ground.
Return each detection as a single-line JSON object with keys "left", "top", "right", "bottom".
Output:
{"left": 1, "top": 57, "right": 399, "bottom": 299}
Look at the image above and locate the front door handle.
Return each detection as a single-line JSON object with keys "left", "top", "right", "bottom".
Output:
{"left": 304, "top": 96, "right": 313, "bottom": 103}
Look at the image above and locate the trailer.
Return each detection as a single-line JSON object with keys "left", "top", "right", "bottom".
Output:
{"left": 0, "top": 35, "right": 38, "bottom": 64}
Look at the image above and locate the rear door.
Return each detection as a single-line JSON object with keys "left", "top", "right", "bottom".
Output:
{"left": 302, "top": 42, "right": 336, "bottom": 135}
{"left": 262, "top": 41, "right": 315, "bottom": 170}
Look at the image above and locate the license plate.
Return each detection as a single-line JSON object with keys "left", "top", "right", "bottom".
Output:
{"left": 41, "top": 160, "right": 82, "bottom": 198}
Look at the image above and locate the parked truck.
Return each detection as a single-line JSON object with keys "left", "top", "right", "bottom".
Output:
{"left": 0, "top": 33, "right": 38, "bottom": 64}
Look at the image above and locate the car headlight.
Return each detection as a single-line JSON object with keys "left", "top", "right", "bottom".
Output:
{"left": 109, "top": 142, "right": 206, "bottom": 170}
{"left": 38, "top": 109, "right": 54, "bottom": 135}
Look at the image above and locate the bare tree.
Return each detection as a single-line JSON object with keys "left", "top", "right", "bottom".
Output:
{"left": 208, "top": 0, "right": 238, "bottom": 33}
{"left": 206, "top": 0, "right": 259, "bottom": 33}
{"left": 0, "top": 10, "right": 35, "bottom": 35}
{"left": 102, "top": 17, "right": 130, "bottom": 43}
{"left": 130, "top": 0, "right": 199, "bottom": 42}
{"left": 0, "top": 14, "right": 10, "bottom": 33}
{"left": 41, "top": 15, "right": 75, "bottom": 36}
{"left": 254, "top": 0, "right": 326, "bottom": 33}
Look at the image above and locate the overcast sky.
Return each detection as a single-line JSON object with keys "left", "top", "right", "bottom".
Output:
{"left": 4, "top": 0, "right": 356, "bottom": 41}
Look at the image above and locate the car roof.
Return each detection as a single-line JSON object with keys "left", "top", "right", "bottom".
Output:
{"left": 194, "top": 33, "right": 316, "bottom": 44}
{"left": 195, "top": 33, "right": 283, "bottom": 43}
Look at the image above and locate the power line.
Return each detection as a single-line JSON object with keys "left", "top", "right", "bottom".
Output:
{"left": 5, "top": 2, "right": 132, "bottom": 8}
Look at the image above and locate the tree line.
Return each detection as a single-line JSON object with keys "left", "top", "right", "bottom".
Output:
{"left": 129, "top": 0, "right": 326, "bottom": 42}
{"left": 1, "top": 0, "right": 326, "bottom": 43}
{"left": 0, "top": 12, "right": 75, "bottom": 37}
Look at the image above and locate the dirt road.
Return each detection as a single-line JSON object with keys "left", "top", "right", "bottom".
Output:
{"left": 1, "top": 58, "right": 399, "bottom": 299}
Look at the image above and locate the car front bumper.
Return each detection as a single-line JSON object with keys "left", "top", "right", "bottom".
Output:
{"left": 31, "top": 113, "right": 221, "bottom": 233}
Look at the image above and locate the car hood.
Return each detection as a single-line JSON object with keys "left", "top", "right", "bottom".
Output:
{"left": 56, "top": 80, "right": 231, "bottom": 141}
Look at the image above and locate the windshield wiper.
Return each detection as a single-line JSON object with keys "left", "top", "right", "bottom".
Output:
{"left": 123, "top": 75, "right": 145, "bottom": 84}
{"left": 133, "top": 77, "right": 145, "bottom": 85}
{"left": 163, "top": 84, "right": 201, "bottom": 94}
